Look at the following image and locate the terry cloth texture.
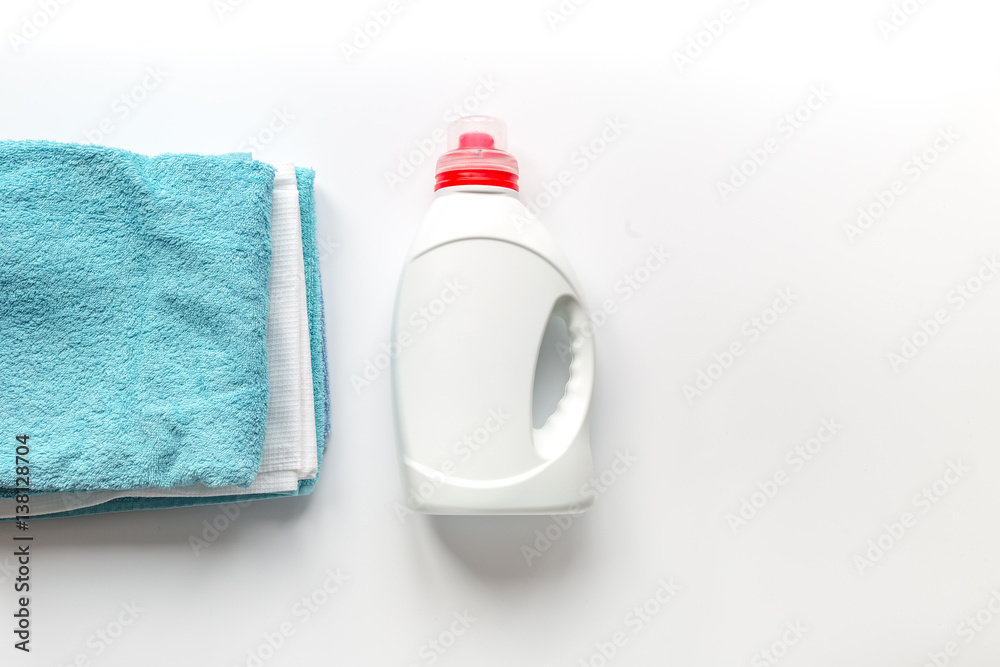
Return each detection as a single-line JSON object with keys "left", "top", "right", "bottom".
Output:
{"left": 295, "top": 168, "right": 329, "bottom": 460}
{"left": 0, "top": 164, "right": 319, "bottom": 517}
{"left": 0, "top": 164, "right": 329, "bottom": 519}
{"left": 289, "top": 166, "right": 326, "bottom": 499}
{"left": 0, "top": 141, "right": 274, "bottom": 495}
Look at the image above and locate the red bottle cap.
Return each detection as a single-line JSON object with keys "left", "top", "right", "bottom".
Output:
{"left": 435, "top": 116, "right": 519, "bottom": 192}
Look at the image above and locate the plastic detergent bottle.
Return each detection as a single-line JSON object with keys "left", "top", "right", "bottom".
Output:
{"left": 391, "top": 115, "right": 596, "bottom": 514}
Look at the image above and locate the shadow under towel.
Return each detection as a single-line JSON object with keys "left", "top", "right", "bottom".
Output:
{"left": 0, "top": 141, "right": 275, "bottom": 494}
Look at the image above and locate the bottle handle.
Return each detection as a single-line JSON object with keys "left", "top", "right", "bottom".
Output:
{"left": 532, "top": 294, "right": 596, "bottom": 460}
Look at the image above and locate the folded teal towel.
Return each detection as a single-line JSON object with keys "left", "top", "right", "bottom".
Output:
{"left": 23, "top": 166, "right": 329, "bottom": 519}
{"left": 0, "top": 141, "right": 275, "bottom": 495}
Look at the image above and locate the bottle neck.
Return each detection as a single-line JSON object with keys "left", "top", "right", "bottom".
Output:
{"left": 434, "top": 184, "right": 520, "bottom": 198}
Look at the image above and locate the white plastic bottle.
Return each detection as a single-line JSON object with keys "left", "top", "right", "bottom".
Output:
{"left": 391, "top": 116, "right": 596, "bottom": 515}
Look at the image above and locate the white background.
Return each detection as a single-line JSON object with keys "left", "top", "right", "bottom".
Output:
{"left": 2, "top": 0, "right": 1000, "bottom": 665}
